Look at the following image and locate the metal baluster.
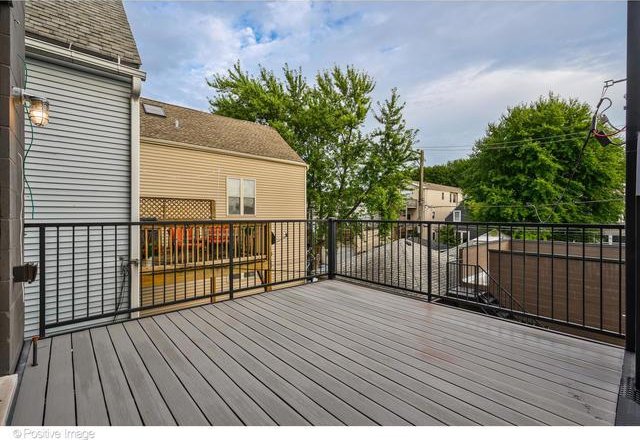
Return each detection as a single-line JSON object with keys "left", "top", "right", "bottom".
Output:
{"left": 38, "top": 226, "right": 46, "bottom": 338}
{"left": 566, "top": 225, "right": 570, "bottom": 324}
{"left": 56, "top": 226, "right": 60, "bottom": 323}
{"left": 86, "top": 225, "right": 90, "bottom": 317}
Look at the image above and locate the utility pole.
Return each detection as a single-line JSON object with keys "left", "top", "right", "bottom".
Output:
{"left": 626, "top": 0, "right": 640, "bottom": 389}
{"left": 418, "top": 149, "right": 424, "bottom": 221}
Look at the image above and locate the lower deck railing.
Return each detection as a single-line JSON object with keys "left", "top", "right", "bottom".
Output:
{"left": 24, "top": 218, "right": 625, "bottom": 340}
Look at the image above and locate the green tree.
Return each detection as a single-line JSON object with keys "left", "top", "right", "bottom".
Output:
{"left": 412, "top": 158, "right": 472, "bottom": 188}
{"left": 463, "top": 93, "right": 624, "bottom": 223}
{"left": 359, "top": 89, "right": 418, "bottom": 219}
{"left": 438, "top": 225, "right": 461, "bottom": 246}
{"left": 208, "top": 62, "right": 417, "bottom": 220}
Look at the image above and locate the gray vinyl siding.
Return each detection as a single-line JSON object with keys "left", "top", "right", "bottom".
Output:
{"left": 23, "top": 57, "right": 132, "bottom": 335}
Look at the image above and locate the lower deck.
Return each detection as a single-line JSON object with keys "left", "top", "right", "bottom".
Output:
{"left": 10, "top": 280, "right": 624, "bottom": 426}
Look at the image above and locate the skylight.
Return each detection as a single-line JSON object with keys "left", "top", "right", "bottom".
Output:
{"left": 142, "top": 103, "right": 166, "bottom": 117}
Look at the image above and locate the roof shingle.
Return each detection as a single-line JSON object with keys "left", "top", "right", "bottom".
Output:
{"left": 140, "top": 98, "right": 305, "bottom": 164}
{"left": 25, "top": 0, "right": 141, "bottom": 67}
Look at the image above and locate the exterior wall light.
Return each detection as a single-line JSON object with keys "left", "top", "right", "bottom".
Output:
{"left": 27, "top": 96, "right": 50, "bottom": 127}
{"left": 12, "top": 87, "right": 50, "bottom": 127}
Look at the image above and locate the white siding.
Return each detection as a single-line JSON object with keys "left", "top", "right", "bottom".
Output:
{"left": 23, "top": 57, "right": 132, "bottom": 334}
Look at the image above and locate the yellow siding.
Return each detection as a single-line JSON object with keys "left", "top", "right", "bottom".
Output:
{"left": 140, "top": 141, "right": 306, "bottom": 219}
{"left": 139, "top": 140, "right": 308, "bottom": 314}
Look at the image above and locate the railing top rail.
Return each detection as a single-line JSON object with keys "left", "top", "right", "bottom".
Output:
{"left": 24, "top": 219, "right": 321, "bottom": 228}
{"left": 334, "top": 219, "right": 625, "bottom": 229}
{"left": 24, "top": 218, "right": 625, "bottom": 229}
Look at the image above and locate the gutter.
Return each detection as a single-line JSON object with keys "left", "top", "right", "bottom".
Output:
{"left": 130, "top": 78, "right": 142, "bottom": 317}
{"left": 141, "top": 137, "right": 309, "bottom": 168}
{"left": 25, "top": 36, "right": 146, "bottom": 80}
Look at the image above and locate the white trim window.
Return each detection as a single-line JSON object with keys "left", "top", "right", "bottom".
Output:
{"left": 227, "top": 178, "right": 256, "bottom": 215}
{"left": 453, "top": 210, "right": 462, "bottom": 222}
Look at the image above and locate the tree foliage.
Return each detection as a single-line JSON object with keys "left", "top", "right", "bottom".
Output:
{"left": 208, "top": 62, "right": 417, "bottom": 219}
{"left": 412, "top": 158, "right": 472, "bottom": 188}
{"left": 462, "top": 93, "right": 624, "bottom": 223}
{"left": 438, "top": 224, "right": 461, "bottom": 246}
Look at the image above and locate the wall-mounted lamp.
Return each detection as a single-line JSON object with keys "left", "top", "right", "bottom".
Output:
{"left": 12, "top": 87, "right": 50, "bottom": 127}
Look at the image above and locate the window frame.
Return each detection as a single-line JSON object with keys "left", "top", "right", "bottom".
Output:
{"left": 453, "top": 210, "right": 462, "bottom": 222}
{"left": 226, "top": 177, "right": 257, "bottom": 216}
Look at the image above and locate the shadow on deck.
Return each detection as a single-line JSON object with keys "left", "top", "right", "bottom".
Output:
{"left": 10, "top": 280, "right": 624, "bottom": 426}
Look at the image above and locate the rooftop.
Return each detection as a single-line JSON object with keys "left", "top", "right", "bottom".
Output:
{"left": 25, "top": 0, "right": 141, "bottom": 67}
{"left": 140, "top": 98, "right": 305, "bottom": 164}
{"left": 11, "top": 280, "right": 623, "bottom": 426}
{"left": 410, "top": 181, "right": 462, "bottom": 192}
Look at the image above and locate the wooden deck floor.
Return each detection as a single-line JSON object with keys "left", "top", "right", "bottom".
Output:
{"left": 11, "top": 280, "right": 624, "bottom": 426}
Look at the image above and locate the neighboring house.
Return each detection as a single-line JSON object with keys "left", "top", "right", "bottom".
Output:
{"left": 138, "top": 98, "right": 307, "bottom": 309}
{"left": 400, "top": 181, "right": 463, "bottom": 222}
{"left": 444, "top": 201, "right": 478, "bottom": 243}
{"left": 22, "top": 1, "right": 145, "bottom": 333}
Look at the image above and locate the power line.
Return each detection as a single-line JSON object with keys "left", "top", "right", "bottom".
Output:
{"left": 419, "top": 131, "right": 590, "bottom": 151}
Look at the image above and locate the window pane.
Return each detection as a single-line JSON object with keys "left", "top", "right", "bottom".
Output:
{"left": 228, "top": 178, "right": 241, "bottom": 197}
{"left": 244, "top": 197, "right": 255, "bottom": 215}
{"left": 228, "top": 196, "right": 241, "bottom": 215}
{"left": 243, "top": 179, "right": 255, "bottom": 198}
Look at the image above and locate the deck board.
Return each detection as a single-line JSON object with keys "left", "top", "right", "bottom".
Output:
{"left": 214, "top": 302, "right": 407, "bottom": 425}
{"left": 327, "top": 286, "right": 622, "bottom": 380}
{"left": 229, "top": 299, "right": 474, "bottom": 425}
{"left": 245, "top": 294, "right": 534, "bottom": 425}
{"left": 151, "top": 314, "right": 274, "bottom": 426}
{"left": 89, "top": 327, "right": 142, "bottom": 426}
{"left": 314, "top": 284, "right": 622, "bottom": 393}
{"left": 136, "top": 318, "right": 243, "bottom": 426}
{"left": 44, "top": 334, "right": 75, "bottom": 426}
{"left": 330, "top": 282, "right": 623, "bottom": 361}
{"left": 191, "top": 305, "right": 376, "bottom": 425}
{"left": 10, "top": 280, "right": 624, "bottom": 426}
{"left": 182, "top": 308, "right": 342, "bottom": 426}
{"left": 335, "top": 283, "right": 624, "bottom": 367}
{"left": 287, "top": 285, "right": 618, "bottom": 412}
{"left": 107, "top": 324, "right": 176, "bottom": 426}
{"left": 121, "top": 321, "right": 209, "bottom": 426}
{"left": 292, "top": 284, "right": 622, "bottom": 401}
{"left": 11, "top": 338, "right": 51, "bottom": 426}
{"left": 72, "top": 331, "right": 109, "bottom": 426}
{"left": 265, "top": 286, "right": 614, "bottom": 424}
{"left": 166, "top": 312, "right": 309, "bottom": 426}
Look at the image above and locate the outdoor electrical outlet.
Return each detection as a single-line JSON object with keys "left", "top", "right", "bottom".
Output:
{"left": 13, "top": 263, "right": 38, "bottom": 284}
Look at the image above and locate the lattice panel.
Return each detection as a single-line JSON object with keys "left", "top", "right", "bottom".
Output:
{"left": 140, "top": 197, "right": 216, "bottom": 220}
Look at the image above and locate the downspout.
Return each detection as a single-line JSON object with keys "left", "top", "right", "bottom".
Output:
{"left": 129, "top": 77, "right": 142, "bottom": 317}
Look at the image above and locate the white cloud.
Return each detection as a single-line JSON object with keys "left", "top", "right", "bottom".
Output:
{"left": 405, "top": 63, "right": 626, "bottom": 164}
{"left": 124, "top": 1, "right": 626, "bottom": 164}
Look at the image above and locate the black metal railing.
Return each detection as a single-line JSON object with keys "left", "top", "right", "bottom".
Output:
{"left": 25, "top": 218, "right": 625, "bottom": 340}
{"left": 331, "top": 219, "right": 626, "bottom": 339}
{"left": 24, "top": 219, "right": 328, "bottom": 337}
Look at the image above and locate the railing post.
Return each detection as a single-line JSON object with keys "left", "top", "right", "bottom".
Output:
{"left": 228, "top": 223, "right": 235, "bottom": 299}
{"left": 427, "top": 223, "right": 432, "bottom": 301}
{"left": 328, "top": 218, "right": 337, "bottom": 280}
{"left": 38, "top": 225, "right": 46, "bottom": 338}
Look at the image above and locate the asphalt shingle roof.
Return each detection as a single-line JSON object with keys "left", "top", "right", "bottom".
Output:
{"left": 140, "top": 98, "right": 306, "bottom": 164}
{"left": 410, "top": 181, "right": 463, "bottom": 193}
{"left": 25, "top": 0, "right": 141, "bottom": 67}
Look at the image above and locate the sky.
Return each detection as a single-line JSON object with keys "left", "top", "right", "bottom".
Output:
{"left": 124, "top": 0, "right": 627, "bottom": 165}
